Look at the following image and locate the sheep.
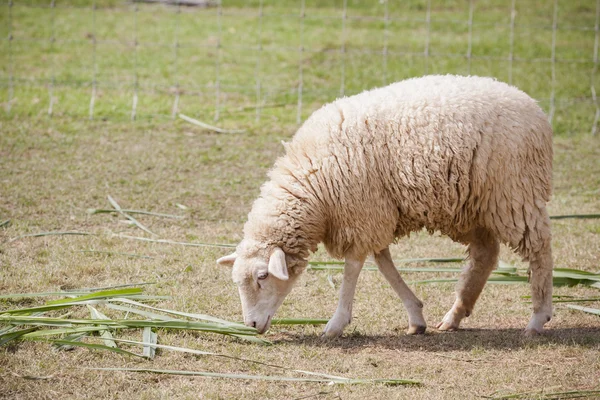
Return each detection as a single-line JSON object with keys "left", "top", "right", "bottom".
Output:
{"left": 217, "top": 74, "right": 554, "bottom": 338}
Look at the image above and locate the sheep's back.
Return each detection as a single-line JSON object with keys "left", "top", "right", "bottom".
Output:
{"left": 279, "top": 75, "right": 553, "bottom": 256}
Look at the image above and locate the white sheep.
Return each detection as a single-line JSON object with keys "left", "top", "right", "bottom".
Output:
{"left": 218, "top": 74, "right": 553, "bottom": 338}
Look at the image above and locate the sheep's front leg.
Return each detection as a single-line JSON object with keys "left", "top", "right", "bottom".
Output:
{"left": 323, "top": 255, "right": 365, "bottom": 337}
{"left": 374, "top": 247, "right": 427, "bottom": 335}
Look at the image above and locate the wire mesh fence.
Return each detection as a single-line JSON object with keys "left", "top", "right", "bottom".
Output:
{"left": 1, "top": 0, "right": 599, "bottom": 134}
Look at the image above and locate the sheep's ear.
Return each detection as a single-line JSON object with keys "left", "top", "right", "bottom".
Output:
{"left": 217, "top": 253, "right": 237, "bottom": 267}
{"left": 268, "top": 247, "right": 288, "bottom": 281}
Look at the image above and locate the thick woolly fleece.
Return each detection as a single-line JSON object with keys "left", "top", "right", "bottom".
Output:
{"left": 240, "top": 75, "right": 553, "bottom": 274}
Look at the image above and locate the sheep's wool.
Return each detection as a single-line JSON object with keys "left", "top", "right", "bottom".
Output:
{"left": 243, "top": 75, "right": 552, "bottom": 271}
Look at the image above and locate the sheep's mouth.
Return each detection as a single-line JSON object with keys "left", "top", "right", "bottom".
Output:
{"left": 256, "top": 315, "right": 272, "bottom": 334}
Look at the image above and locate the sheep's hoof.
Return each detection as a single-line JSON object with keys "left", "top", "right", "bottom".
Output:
{"left": 407, "top": 325, "right": 427, "bottom": 335}
{"left": 524, "top": 327, "right": 543, "bottom": 337}
{"left": 436, "top": 320, "right": 459, "bottom": 332}
{"left": 322, "top": 328, "right": 344, "bottom": 338}
{"left": 322, "top": 318, "right": 348, "bottom": 338}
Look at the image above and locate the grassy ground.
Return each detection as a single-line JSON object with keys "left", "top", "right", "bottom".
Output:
{"left": 1, "top": 1, "right": 600, "bottom": 399}
{"left": 1, "top": 118, "right": 599, "bottom": 399}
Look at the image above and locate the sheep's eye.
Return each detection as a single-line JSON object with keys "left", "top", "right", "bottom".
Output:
{"left": 257, "top": 272, "right": 268, "bottom": 280}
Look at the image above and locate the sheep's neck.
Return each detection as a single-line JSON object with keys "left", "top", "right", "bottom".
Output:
{"left": 244, "top": 185, "right": 324, "bottom": 260}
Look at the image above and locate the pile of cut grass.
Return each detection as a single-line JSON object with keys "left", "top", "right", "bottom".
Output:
{"left": 0, "top": 285, "right": 417, "bottom": 386}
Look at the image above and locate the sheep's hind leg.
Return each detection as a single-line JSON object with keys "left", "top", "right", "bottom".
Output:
{"left": 437, "top": 228, "right": 499, "bottom": 331}
{"left": 374, "top": 247, "right": 426, "bottom": 335}
{"left": 323, "top": 255, "right": 366, "bottom": 338}
{"left": 523, "top": 215, "right": 553, "bottom": 336}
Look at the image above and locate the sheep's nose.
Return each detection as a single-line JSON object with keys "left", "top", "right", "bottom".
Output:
{"left": 245, "top": 320, "right": 256, "bottom": 328}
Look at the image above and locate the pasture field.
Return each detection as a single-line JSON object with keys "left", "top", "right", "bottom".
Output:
{"left": 1, "top": 1, "right": 600, "bottom": 399}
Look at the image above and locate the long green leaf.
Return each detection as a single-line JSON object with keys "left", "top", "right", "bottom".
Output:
{"left": 524, "top": 297, "right": 600, "bottom": 304}
{"left": 46, "top": 288, "right": 143, "bottom": 306}
{"left": 55, "top": 331, "right": 89, "bottom": 350}
{"left": 553, "top": 268, "right": 600, "bottom": 281}
{"left": 550, "top": 214, "right": 600, "bottom": 220}
{"left": 62, "top": 282, "right": 157, "bottom": 292}
{"left": 0, "top": 316, "right": 257, "bottom": 335}
{"left": 1, "top": 302, "right": 81, "bottom": 315}
{"left": 0, "top": 292, "right": 94, "bottom": 299}
{"left": 22, "top": 326, "right": 114, "bottom": 338}
{"left": 90, "top": 367, "right": 420, "bottom": 386}
{"left": 0, "top": 327, "right": 38, "bottom": 346}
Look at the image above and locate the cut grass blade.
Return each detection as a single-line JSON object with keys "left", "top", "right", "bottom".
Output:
{"left": 142, "top": 327, "right": 158, "bottom": 359}
{"left": 62, "top": 282, "right": 157, "bottom": 292}
{"left": 0, "top": 288, "right": 147, "bottom": 315}
{"left": 0, "top": 291, "right": 96, "bottom": 299}
{"left": 0, "top": 327, "right": 38, "bottom": 346}
{"left": 107, "top": 195, "right": 156, "bottom": 237}
{"left": 87, "top": 305, "right": 117, "bottom": 348}
{"left": 179, "top": 113, "right": 246, "bottom": 134}
{"left": 45, "top": 288, "right": 143, "bottom": 306}
{"left": 0, "top": 286, "right": 268, "bottom": 347}
{"left": 0, "top": 219, "right": 10, "bottom": 228}
{"left": 107, "top": 297, "right": 248, "bottom": 328}
{"left": 550, "top": 214, "right": 600, "bottom": 220}
{"left": 8, "top": 231, "right": 95, "bottom": 243}
{"left": 55, "top": 331, "right": 89, "bottom": 350}
{"left": 115, "top": 234, "right": 235, "bottom": 249}
{"left": 87, "top": 208, "right": 184, "bottom": 219}
{"left": 34, "top": 338, "right": 144, "bottom": 358}
{"left": 104, "top": 303, "right": 179, "bottom": 321}
{"left": 1, "top": 301, "right": 103, "bottom": 315}
{"left": 96, "top": 337, "right": 372, "bottom": 381}
{"left": 0, "top": 284, "right": 158, "bottom": 299}
{"left": 551, "top": 297, "right": 600, "bottom": 303}
{"left": 553, "top": 268, "right": 600, "bottom": 281}
{"left": 90, "top": 367, "right": 420, "bottom": 386}
{"left": 105, "top": 337, "right": 345, "bottom": 379}
{"left": 22, "top": 326, "right": 115, "bottom": 339}
{"left": 566, "top": 305, "right": 600, "bottom": 316}
{"left": 77, "top": 250, "right": 155, "bottom": 259}
{"left": 309, "top": 264, "right": 464, "bottom": 273}
{"left": 309, "top": 257, "right": 464, "bottom": 267}
{"left": 409, "top": 266, "right": 600, "bottom": 288}
{"left": 1, "top": 316, "right": 260, "bottom": 338}
{"left": 3, "top": 315, "right": 268, "bottom": 344}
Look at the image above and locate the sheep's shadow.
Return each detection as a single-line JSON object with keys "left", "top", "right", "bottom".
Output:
{"left": 274, "top": 327, "right": 600, "bottom": 352}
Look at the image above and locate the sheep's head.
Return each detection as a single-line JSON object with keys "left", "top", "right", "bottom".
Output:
{"left": 217, "top": 241, "right": 298, "bottom": 334}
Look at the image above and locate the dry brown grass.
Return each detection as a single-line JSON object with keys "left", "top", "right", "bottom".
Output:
{"left": 1, "top": 118, "right": 599, "bottom": 399}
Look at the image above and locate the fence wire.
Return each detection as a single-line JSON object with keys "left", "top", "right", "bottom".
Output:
{"left": 1, "top": 0, "right": 599, "bottom": 135}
